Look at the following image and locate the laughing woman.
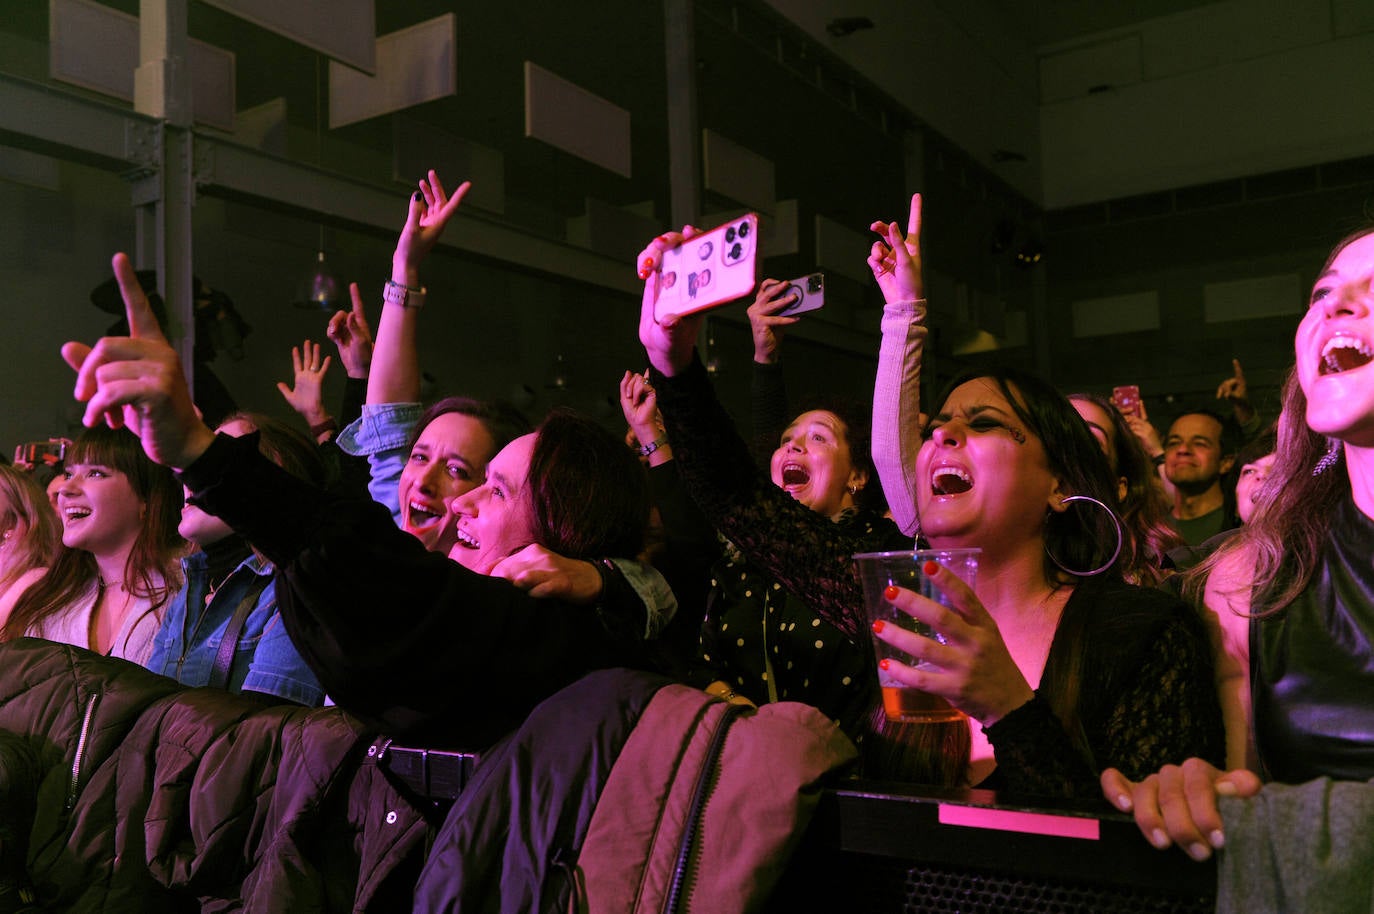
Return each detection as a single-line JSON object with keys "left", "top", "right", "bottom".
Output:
{"left": 0, "top": 426, "right": 183, "bottom": 664}
{"left": 1103, "top": 225, "right": 1374, "bottom": 864}
{"left": 830, "top": 194, "right": 1225, "bottom": 797}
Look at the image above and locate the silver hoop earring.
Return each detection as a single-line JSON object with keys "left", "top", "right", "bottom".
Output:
{"left": 1044, "top": 495, "right": 1124, "bottom": 578}
{"left": 1312, "top": 439, "right": 1341, "bottom": 477}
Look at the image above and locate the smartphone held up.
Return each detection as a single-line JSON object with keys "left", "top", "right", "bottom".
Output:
{"left": 653, "top": 214, "right": 760, "bottom": 322}
{"left": 1111, "top": 385, "right": 1142, "bottom": 418}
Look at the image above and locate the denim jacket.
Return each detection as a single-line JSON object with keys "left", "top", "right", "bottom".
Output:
{"left": 336, "top": 401, "right": 423, "bottom": 526}
{"left": 147, "top": 551, "right": 325, "bottom": 706}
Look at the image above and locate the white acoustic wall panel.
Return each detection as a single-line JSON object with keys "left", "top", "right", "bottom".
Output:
{"left": 234, "top": 97, "right": 288, "bottom": 156}
{"left": 49, "top": 0, "right": 236, "bottom": 130}
{"left": 1204, "top": 274, "right": 1301, "bottom": 323}
{"left": 524, "top": 62, "right": 631, "bottom": 178}
{"left": 814, "top": 214, "right": 872, "bottom": 284}
{"left": 702, "top": 129, "right": 775, "bottom": 214}
{"left": 393, "top": 116, "right": 504, "bottom": 215}
{"left": 1072, "top": 290, "right": 1161, "bottom": 338}
{"left": 200, "top": 0, "right": 376, "bottom": 74}
{"left": 330, "top": 15, "right": 455, "bottom": 129}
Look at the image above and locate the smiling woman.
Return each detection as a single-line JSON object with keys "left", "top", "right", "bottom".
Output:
{"left": 0, "top": 426, "right": 183, "bottom": 664}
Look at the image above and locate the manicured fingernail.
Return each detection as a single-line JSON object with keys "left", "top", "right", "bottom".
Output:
{"left": 637, "top": 269, "right": 650, "bottom": 279}
{"left": 1150, "top": 829, "right": 1169, "bottom": 850}
{"left": 1208, "top": 829, "right": 1225, "bottom": 849}
{"left": 413, "top": 191, "right": 422, "bottom": 201}
{"left": 872, "top": 620, "right": 885, "bottom": 634}
{"left": 878, "top": 659, "right": 890, "bottom": 671}
{"left": 1215, "top": 781, "right": 1238, "bottom": 796}
{"left": 923, "top": 560, "right": 939, "bottom": 576}
{"left": 1115, "top": 794, "right": 1132, "bottom": 811}
{"left": 1186, "top": 843, "right": 1211, "bottom": 862}
{"left": 883, "top": 585, "right": 900, "bottom": 601}
{"left": 655, "top": 233, "right": 671, "bottom": 243}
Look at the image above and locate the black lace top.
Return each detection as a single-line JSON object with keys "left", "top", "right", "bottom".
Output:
{"left": 982, "top": 576, "right": 1226, "bottom": 797}
{"left": 651, "top": 357, "right": 908, "bottom": 732}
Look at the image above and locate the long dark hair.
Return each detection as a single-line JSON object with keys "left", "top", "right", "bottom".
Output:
{"left": 1068, "top": 393, "right": 1182, "bottom": 586}
{"left": 525, "top": 408, "right": 649, "bottom": 560}
{"left": 4, "top": 426, "right": 183, "bottom": 643}
{"left": 932, "top": 368, "right": 1123, "bottom": 586}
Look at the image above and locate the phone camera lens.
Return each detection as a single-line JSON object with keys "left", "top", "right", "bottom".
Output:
{"left": 729, "top": 242, "right": 743, "bottom": 261}
{"left": 725, "top": 227, "right": 736, "bottom": 243}
{"left": 807, "top": 275, "right": 822, "bottom": 292}
{"left": 738, "top": 221, "right": 750, "bottom": 238}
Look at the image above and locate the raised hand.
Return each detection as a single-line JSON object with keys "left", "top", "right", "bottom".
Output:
{"left": 276, "top": 339, "right": 332, "bottom": 426}
{"left": 1215, "top": 358, "right": 1247, "bottom": 404}
{"left": 61, "top": 253, "right": 215, "bottom": 469}
{"left": 867, "top": 192, "right": 924, "bottom": 304}
{"left": 326, "top": 283, "right": 374, "bottom": 378}
{"left": 393, "top": 170, "right": 472, "bottom": 274}
{"left": 1100, "top": 760, "right": 1262, "bottom": 861}
{"left": 637, "top": 228, "right": 702, "bottom": 378}
{"left": 746, "top": 278, "right": 801, "bottom": 365}
{"left": 870, "top": 560, "right": 1034, "bottom": 726}
{"left": 1215, "top": 358, "right": 1255, "bottom": 426}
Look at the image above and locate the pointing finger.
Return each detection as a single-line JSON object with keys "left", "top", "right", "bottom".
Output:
{"left": 112, "top": 253, "right": 166, "bottom": 342}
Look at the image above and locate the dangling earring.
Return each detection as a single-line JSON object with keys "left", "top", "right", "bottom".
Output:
{"left": 847, "top": 484, "right": 861, "bottom": 496}
{"left": 1312, "top": 439, "right": 1341, "bottom": 477}
{"left": 1043, "top": 495, "right": 1124, "bottom": 577}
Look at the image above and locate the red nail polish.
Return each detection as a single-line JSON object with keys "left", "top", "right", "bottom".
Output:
{"left": 879, "top": 659, "right": 890, "bottom": 671}
{"left": 871, "top": 620, "right": 885, "bottom": 634}
{"left": 923, "top": 560, "right": 939, "bottom": 576}
{"left": 883, "top": 585, "right": 900, "bottom": 601}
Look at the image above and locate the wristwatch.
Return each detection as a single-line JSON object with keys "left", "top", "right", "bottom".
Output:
{"left": 383, "top": 279, "right": 426, "bottom": 309}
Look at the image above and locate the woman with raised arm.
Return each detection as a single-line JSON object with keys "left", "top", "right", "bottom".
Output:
{"left": 771, "top": 194, "right": 1223, "bottom": 797}
{"left": 0, "top": 426, "right": 183, "bottom": 664}
{"left": 1102, "top": 226, "right": 1374, "bottom": 873}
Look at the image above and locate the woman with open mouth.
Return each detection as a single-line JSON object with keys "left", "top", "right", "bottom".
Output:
{"left": 1103, "top": 225, "right": 1374, "bottom": 882}
{"left": 859, "top": 194, "right": 1224, "bottom": 797}
{"left": 0, "top": 425, "right": 183, "bottom": 665}
{"left": 635, "top": 235, "right": 909, "bottom": 741}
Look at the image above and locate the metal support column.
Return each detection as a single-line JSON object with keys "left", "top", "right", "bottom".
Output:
{"left": 132, "top": 0, "right": 195, "bottom": 389}
{"left": 664, "top": 0, "right": 700, "bottom": 230}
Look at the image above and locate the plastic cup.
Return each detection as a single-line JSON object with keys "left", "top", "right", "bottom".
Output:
{"left": 853, "top": 548, "right": 980, "bottom": 723}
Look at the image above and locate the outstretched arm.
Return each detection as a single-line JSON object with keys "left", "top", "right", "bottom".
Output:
{"left": 367, "top": 171, "right": 471, "bottom": 405}
{"left": 869, "top": 193, "right": 927, "bottom": 538}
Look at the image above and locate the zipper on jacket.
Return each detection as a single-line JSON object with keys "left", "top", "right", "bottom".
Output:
{"left": 66, "top": 690, "right": 100, "bottom": 812}
{"left": 664, "top": 702, "right": 747, "bottom": 914}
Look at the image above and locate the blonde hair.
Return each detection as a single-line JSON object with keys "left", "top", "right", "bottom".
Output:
{"left": 0, "top": 465, "right": 61, "bottom": 593}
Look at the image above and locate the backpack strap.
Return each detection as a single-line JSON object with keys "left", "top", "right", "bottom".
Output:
{"left": 208, "top": 574, "right": 271, "bottom": 690}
